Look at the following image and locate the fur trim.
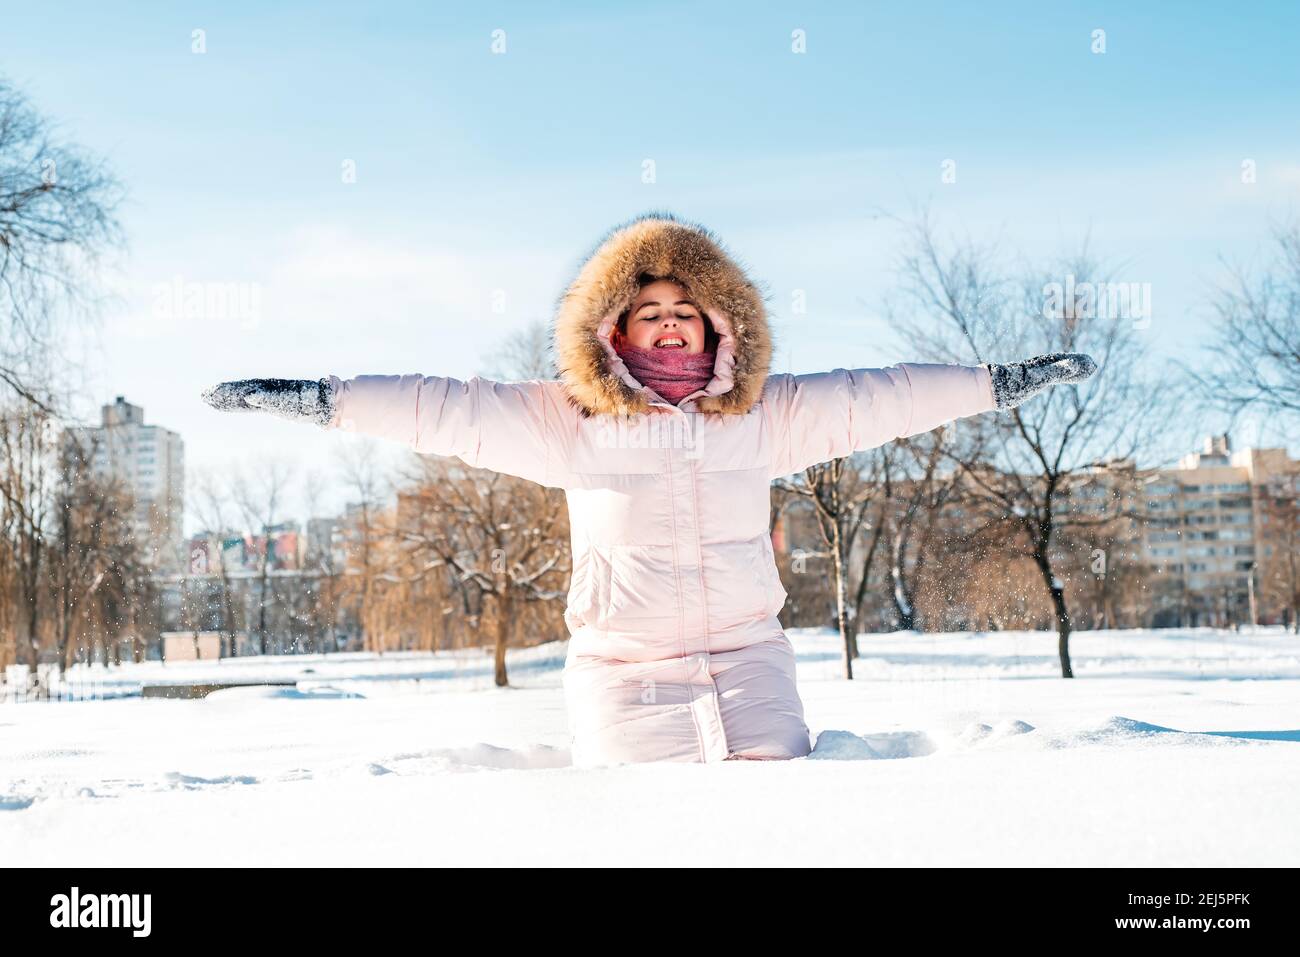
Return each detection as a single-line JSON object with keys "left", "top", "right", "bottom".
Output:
{"left": 552, "top": 209, "right": 772, "bottom": 416}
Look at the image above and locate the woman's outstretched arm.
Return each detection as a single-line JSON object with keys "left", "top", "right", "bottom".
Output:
{"left": 764, "top": 353, "right": 1097, "bottom": 478}
{"left": 202, "top": 373, "right": 570, "bottom": 488}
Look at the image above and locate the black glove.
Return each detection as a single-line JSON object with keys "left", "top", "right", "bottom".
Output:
{"left": 201, "top": 378, "right": 336, "bottom": 427}
{"left": 985, "top": 353, "right": 1097, "bottom": 411}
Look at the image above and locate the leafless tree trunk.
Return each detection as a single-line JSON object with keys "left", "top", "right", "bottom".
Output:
{"left": 0, "top": 400, "right": 54, "bottom": 669}
{"left": 335, "top": 439, "right": 391, "bottom": 655}
{"left": 190, "top": 474, "right": 243, "bottom": 657}
{"left": 232, "top": 459, "right": 294, "bottom": 656}
{"left": 874, "top": 430, "right": 970, "bottom": 631}
{"left": 776, "top": 455, "right": 876, "bottom": 679}
{"left": 850, "top": 502, "right": 885, "bottom": 636}
{"left": 1257, "top": 464, "right": 1300, "bottom": 632}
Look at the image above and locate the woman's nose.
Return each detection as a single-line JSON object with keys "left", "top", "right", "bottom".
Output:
{"left": 660, "top": 315, "right": 678, "bottom": 328}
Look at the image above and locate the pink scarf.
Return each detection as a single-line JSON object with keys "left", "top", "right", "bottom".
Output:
{"left": 612, "top": 334, "right": 716, "bottom": 405}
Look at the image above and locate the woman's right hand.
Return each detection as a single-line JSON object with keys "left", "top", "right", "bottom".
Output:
{"left": 201, "top": 377, "right": 336, "bottom": 427}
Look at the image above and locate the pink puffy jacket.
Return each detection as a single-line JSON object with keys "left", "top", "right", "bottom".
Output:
{"left": 325, "top": 212, "right": 995, "bottom": 767}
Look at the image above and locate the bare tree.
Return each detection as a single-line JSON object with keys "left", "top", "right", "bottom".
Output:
{"left": 334, "top": 438, "right": 392, "bottom": 654}
{"left": 299, "top": 472, "right": 341, "bottom": 654}
{"left": 1195, "top": 222, "right": 1300, "bottom": 427}
{"left": 0, "top": 80, "right": 125, "bottom": 674}
{"left": 874, "top": 429, "right": 969, "bottom": 631}
{"left": 775, "top": 454, "right": 876, "bottom": 679}
{"left": 481, "top": 318, "right": 558, "bottom": 381}
{"left": 49, "top": 433, "right": 129, "bottom": 668}
{"left": 231, "top": 458, "right": 295, "bottom": 655}
{"left": 189, "top": 473, "right": 245, "bottom": 657}
{"left": 892, "top": 211, "right": 1168, "bottom": 677}
{"left": 399, "top": 457, "right": 570, "bottom": 686}
{"left": 0, "top": 78, "right": 124, "bottom": 407}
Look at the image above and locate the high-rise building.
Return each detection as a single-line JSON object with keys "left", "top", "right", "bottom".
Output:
{"left": 65, "top": 396, "right": 185, "bottom": 571}
{"left": 1136, "top": 434, "right": 1297, "bottom": 626}
{"left": 305, "top": 516, "right": 346, "bottom": 569}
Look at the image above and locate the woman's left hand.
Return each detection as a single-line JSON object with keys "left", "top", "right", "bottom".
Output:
{"left": 201, "top": 377, "right": 336, "bottom": 427}
{"left": 986, "top": 353, "right": 1098, "bottom": 411}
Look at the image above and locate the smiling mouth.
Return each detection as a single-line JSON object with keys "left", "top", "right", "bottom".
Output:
{"left": 654, "top": 337, "right": 686, "bottom": 349}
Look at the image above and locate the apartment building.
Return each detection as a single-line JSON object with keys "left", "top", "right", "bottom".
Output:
{"left": 1137, "top": 435, "right": 1297, "bottom": 626}
{"left": 65, "top": 396, "right": 185, "bottom": 571}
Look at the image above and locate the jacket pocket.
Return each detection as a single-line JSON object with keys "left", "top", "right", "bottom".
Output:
{"left": 703, "top": 538, "right": 785, "bottom": 627}
{"left": 606, "top": 544, "right": 678, "bottom": 626}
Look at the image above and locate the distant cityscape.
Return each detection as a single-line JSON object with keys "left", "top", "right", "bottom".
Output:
{"left": 772, "top": 431, "right": 1299, "bottom": 632}
{"left": 62, "top": 397, "right": 366, "bottom": 657}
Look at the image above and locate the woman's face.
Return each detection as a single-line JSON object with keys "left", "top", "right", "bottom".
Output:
{"left": 621, "top": 280, "right": 707, "bottom": 354}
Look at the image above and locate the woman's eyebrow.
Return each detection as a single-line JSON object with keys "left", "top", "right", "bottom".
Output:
{"left": 635, "top": 298, "right": 698, "bottom": 311}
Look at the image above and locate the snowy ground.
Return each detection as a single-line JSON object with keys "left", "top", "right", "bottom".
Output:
{"left": 3, "top": 627, "right": 1298, "bottom": 866}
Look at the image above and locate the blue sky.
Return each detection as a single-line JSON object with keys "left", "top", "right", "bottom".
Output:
{"left": 4, "top": 1, "right": 1299, "bottom": 526}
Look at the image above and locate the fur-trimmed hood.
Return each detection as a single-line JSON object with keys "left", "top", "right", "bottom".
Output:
{"left": 552, "top": 210, "right": 772, "bottom": 416}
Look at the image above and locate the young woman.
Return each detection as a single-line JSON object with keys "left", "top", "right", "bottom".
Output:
{"left": 203, "top": 211, "right": 1096, "bottom": 767}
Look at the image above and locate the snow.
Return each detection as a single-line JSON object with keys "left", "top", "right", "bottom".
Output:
{"left": 3, "top": 626, "right": 1298, "bottom": 866}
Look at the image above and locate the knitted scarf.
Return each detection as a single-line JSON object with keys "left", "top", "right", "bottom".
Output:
{"left": 612, "top": 333, "right": 717, "bottom": 405}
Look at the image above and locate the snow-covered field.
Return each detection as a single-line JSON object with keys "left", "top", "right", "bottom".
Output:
{"left": 3, "top": 626, "right": 1298, "bottom": 866}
